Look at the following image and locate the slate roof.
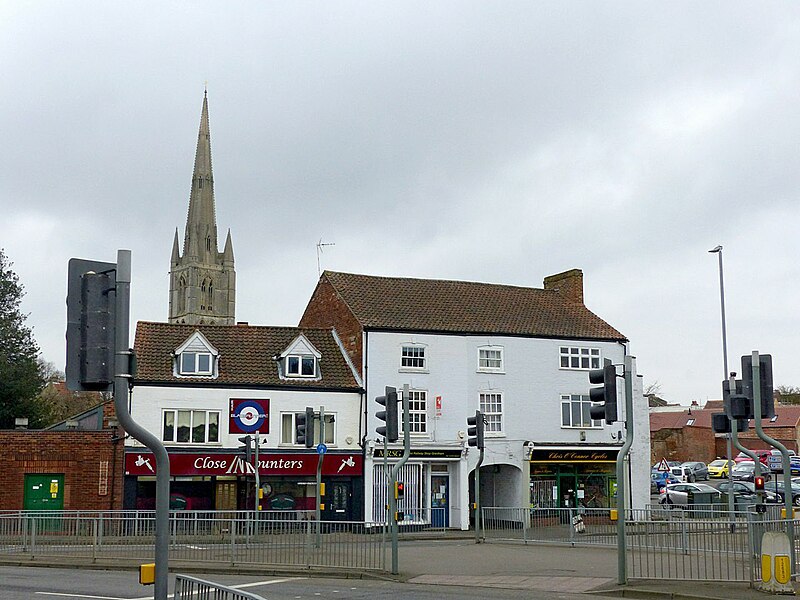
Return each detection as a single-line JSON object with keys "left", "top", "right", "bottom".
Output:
{"left": 134, "top": 322, "right": 361, "bottom": 390}
{"left": 320, "top": 271, "right": 627, "bottom": 341}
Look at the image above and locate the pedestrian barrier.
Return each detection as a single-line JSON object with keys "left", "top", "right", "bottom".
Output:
{"left": 174, "top": 574, "right": 266, "bottom": 600}
{"left": 481, "top": 505, "right": 799, "bottom": 584}
{"left": 0, "top": 511, "right": 387, "bottom": 572}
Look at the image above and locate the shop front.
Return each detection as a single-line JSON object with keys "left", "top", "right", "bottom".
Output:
{"left": 529, "top": 446, "right": 619, "bottom": 509}
{"left": 124, "top": 450, "right": 363, "bottom": 520}
{"left": 370, "top": 447, "right": 463, "bottom": 528}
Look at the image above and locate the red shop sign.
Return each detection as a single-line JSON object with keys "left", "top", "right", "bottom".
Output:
{"left": 125, "top": 451, "right": 363, "bottom": 477}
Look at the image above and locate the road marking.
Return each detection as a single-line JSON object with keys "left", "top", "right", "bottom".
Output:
{"left": 35, "top": 594, "right": 126, "bottom": 600}
{"left": 233, "top": 577, "right": 306, "bottom": 590}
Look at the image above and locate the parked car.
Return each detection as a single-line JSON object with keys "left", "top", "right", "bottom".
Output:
{"left": 659, "top": 483, "right": 721, "bottom": 506}
{"left": 681, "top": 461, "right": 709, "bottom": 481}
{"left": 763, "top": 480, "right": 800, "bottom": 506}
{"left": 731, "top": 461, "right": 771, "bottom": 483}
{"left": 708, "top": 459, "right": 733, "bottom": 478}
{"left": 651, "top": 471, "right": 679, "bottom": 494}
{"left": 669, "top": 465, "right": 697, "bottom": 483}
{"left": 718, "top": 480, "right": 779, "bottom": 503}
{"left": 734, "top": 450, "right": 772, "bottom": 465}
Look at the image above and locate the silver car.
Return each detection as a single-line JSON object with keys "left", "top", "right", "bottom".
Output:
{"left": 659, "top": 483, "right": 721, "bottom": 505}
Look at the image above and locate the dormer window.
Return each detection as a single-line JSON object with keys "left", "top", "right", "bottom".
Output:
{"left": 279, "top": 334, "right": 322, "bottom": 380}
{"left": 174, "top": 331, "right": 219, "bottom": 378}
{"left": 181, "top": 351, "right": 213, "bottom": 375}
{"left": 287, "top": 355, "right": 316, "bottom": 377}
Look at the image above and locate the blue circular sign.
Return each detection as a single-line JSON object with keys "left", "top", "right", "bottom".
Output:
{"left": 233, "top": 400, "right": 267, "bottom": 433}
{"left": 316, "top": 443, "right": 328, "bottom": 455}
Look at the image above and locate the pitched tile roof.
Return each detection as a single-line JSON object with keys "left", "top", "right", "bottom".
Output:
{"left": 133, "top": 322, "right": 361, "bottom": 390}
{"left": 320, "top": 271, "right": 626, "bottom": 341}
{"left": 650, "top": 405, "right": 800, "bottom": 432}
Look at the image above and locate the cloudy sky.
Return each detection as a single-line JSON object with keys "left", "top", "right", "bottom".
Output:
{"left": 2, "top": 2, "right": 799, "bottom": 405}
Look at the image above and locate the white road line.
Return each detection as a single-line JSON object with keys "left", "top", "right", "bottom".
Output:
{"left": 130, "top": 577, "right": 306, "bottom": 600}
{"left": 234, "top": 577, "right": 306, "bottom": 589}
{"left": 35, "top": 593, "right": 126, "bottom": 600}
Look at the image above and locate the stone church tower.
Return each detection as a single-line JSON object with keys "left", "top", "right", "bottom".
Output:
{"left": 169, "top": 91, "right": 236, "bottom": 325}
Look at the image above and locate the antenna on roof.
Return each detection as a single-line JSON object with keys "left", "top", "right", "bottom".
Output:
{"left": 316, "top": 238, "right": 336, "bottom": 276}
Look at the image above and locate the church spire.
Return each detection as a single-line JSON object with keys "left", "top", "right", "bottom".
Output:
{"left": 183, "top": 90, "right": 217, "bottom": 260}
{"left": 169, "top": 90, "right": 236, "bottom": 326}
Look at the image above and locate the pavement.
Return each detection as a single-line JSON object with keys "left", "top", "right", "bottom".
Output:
{"left": 1, "top": 536, "right": 797, "bottom": 598}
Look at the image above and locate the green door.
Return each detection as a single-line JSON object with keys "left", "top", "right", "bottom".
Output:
{"left": 23, "top": 474, "right": 64, "bottom": 511}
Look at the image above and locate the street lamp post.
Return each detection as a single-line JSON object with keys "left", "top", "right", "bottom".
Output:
{"left": 709, "top": 245, "right": 735, "bottom": 517}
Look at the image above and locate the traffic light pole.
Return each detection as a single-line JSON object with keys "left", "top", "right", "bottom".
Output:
{"left": 254, "top": 431, "right": 260, "bottom": 512}
{"left": 750, "top": 351, "right": 794, "bottom": 566}
{"left": 474, "top": 448, "right": 484, "bottom": 543}
{"left": 316, "top": 406, "right": 325, "bottom": 549}
{"left": 111, "top": 251, "right": 170, "bottom": 600}
{"left": 389, "top": 385, "right": 410, "bottom": 575}
{"left": 615, "top": 355, "right": 634, "bottom": 585}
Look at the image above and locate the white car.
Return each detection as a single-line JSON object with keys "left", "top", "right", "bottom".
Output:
{"left": 659, "top": 483, "right": 721, "bottom": 505}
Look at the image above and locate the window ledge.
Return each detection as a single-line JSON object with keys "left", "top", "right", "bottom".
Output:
{"left": 477, "top": 369, "right": 505, "bottom": 374}
{"left": 398, "top": 368, "right": 429, "bottom": 374}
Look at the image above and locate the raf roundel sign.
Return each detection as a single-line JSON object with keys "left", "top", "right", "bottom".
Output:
{"left": 230, "top": 399, "right": 269, "bottom": 434}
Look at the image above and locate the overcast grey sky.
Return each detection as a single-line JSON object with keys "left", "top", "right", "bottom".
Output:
{"left": 2, "top": 2, "right": 799, "bottom": 405}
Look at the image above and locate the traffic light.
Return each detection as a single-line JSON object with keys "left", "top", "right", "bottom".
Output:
{"left": 711, "top": 413, "right": 749, "bottom": 433}
{"left": 589, "top": 359, "right": 617, "bottom": 424}
{"left": 395, "top": 481, "right": 405, "bottom": 499}
{"left": 754, "top": 475, "right": 766, "bottom": 491}
{"left": 467, "top": 410, "right": 485, "bottom": 449}
{"left": 66, "top": 258, "right": 117, "bottom": 392}
{"left": 238, "top": 435, "right": 253, "bottom": 462}
{"left": 376, "top": 386, "right": 399, "bottom": 442}
{"left": 742, "top": 354, "right": 774, "bottom": 419}
{"left": 295, "top": 407, "right": 315, "bottom": 448}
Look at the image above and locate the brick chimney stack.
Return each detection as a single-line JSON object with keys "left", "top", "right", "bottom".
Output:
{"left": 543, "top": 269, "right": 584, "bottom": 304}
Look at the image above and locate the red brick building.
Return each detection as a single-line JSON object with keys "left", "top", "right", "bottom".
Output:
{"left": 0, "top": 401, "right": 124, "bottom": 510}
{"left": 650, "top": 402, "right": 800, "bottom": 465}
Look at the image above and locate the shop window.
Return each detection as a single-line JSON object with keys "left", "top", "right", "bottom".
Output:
{"left": 559, "top": 346, "right": 600, "bottom": 370}
{"left": 281, "top": 412, "right": 335, "bottom": 445}
{"left": 373, "top": 462, "right": 424, "bottom": 525}
{"left": 560, "top": 394, "right": 603, "bottom": 428}
{"left": 163, "top": 409, "right": 219, "bottom": 443}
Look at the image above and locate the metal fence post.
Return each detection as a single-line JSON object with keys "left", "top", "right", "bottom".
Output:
{"left": 230, "top": 518, "right": 236, "bottom": 566}
{"left": 31, "top": 516, "right": 37, "bottom": 557}
{"left": 681, "top": 516, "right": 689, "bottom": 555}
{"left": 92, "top": 518, "right": 98, "bottom": 560}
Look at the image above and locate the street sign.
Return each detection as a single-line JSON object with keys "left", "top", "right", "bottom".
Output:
{"left": 658, "top": 458, "right": 670, "bottom": 472}
{"left": 316, "top": 443, "right": 328, "bottom": 455}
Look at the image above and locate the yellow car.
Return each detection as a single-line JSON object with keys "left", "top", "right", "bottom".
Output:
{"left": 708, "top": 459, "right": 733, "bottom": 478}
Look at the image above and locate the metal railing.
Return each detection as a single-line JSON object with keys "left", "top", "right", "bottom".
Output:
{"left": 481, "top": 505, "right": 799, "bottom": 583}
{"left": 482, "top": 506, "right": 618, "bottom": 546}
{"left": 174, "top": 574, "right": 266, "bottom": 600}
{"left": 0, "top": 511, "right": 387, "bottom": 572}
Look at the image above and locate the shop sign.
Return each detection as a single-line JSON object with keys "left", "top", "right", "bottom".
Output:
{"left": 373, "top": 448, "right": 462, "bottom": 459}
{"left": 529, "top": 448, "right": 618, "bottom": 463}
{"left": 229, "top": 398, "right": 269, "bottom": 434}
{"left": 125, "top": 451, "right": 363, "bottom": 477}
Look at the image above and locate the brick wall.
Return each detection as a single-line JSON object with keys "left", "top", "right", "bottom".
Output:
{"left": 299, "top": 277, "right": 364, "bottom": 374}
{"left": 0, "top": 430, "right": 125, "bottom": 510}
{"left": 651, "top": 426, "right": 717, "bottom": 464}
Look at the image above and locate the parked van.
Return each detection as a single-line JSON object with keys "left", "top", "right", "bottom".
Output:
{"left": 669, "top": 465, "right": 696, "bottom": 483}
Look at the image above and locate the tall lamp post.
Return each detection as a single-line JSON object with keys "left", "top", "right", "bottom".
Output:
{"left": 709, "top": 245, "right": 735, "bottom": 516}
